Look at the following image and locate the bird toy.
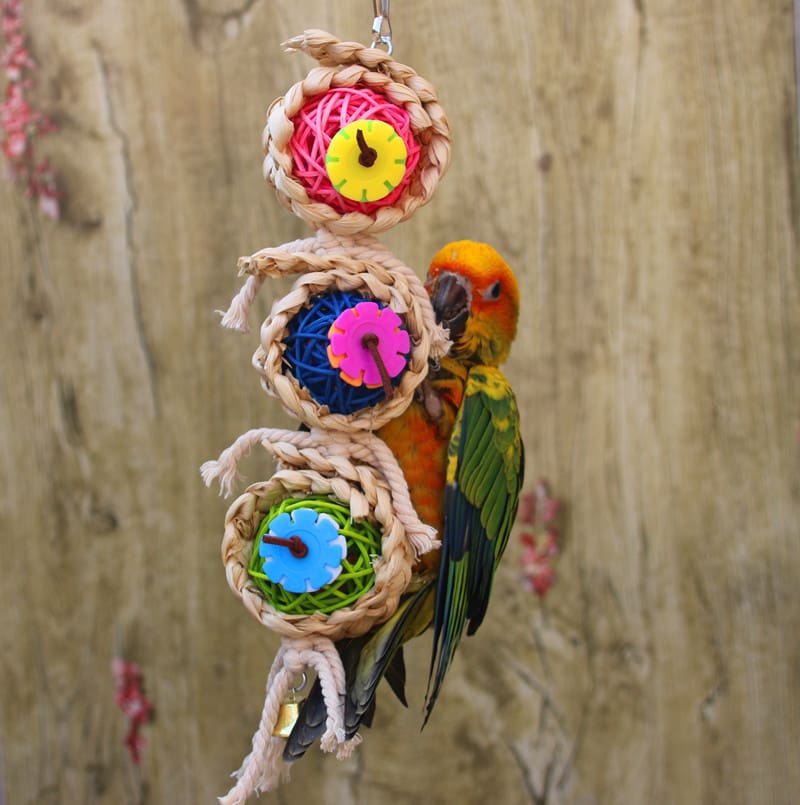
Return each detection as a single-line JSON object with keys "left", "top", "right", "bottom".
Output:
{"left": 203, "top": 8, "right": 523, "bottom": 804}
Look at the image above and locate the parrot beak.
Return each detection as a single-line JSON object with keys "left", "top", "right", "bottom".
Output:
{"left": 429, "top": 271, "right": 470, "bottom": 343}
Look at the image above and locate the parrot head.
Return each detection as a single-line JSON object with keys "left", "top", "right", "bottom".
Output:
{"left": 426, "top": 240, "right": 520, "bottom": 366}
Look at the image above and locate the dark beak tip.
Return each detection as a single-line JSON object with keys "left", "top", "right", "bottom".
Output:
{"left": 430, "top": 272, "right": 469, "bottom": 342}
{"left": 431, "top": 273, "right": 467, "bottom": 315}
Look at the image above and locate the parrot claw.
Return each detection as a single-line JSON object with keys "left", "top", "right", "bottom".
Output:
{"left": 421, "top": 377, "right": 444, "bottom": 422}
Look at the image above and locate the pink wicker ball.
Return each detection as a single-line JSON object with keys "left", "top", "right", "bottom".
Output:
{"left": 288, "top": 87, "right": 421, "bottom": 215}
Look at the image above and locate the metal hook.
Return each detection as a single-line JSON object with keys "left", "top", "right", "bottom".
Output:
{"left": 289, "top": 672, "right": 308, "bottom": 697}
{"left": 371, "top": 0, "right": 392, "bottom": 55}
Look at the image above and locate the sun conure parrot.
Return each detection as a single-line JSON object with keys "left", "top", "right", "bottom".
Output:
{"left": 283, "top": 240, "right": 523, "bottom": 759}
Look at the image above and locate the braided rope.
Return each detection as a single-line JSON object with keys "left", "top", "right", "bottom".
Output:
{"left": 219, "top": 235, "right": 320, "bottom": 333}
{"left": 314, "top": 229, "right": 451, "bottom": 362}
{"left": 263, "top": 30, "right": 450, "bottom": 235}
{"left": 201, "top": 426, "right": 438, "bottom": 556}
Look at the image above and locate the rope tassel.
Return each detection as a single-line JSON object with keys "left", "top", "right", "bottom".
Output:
{"left": 219, "top": 637, "right": 352, "bottom": 804}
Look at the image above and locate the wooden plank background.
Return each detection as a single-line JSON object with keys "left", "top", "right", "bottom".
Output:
{"left": 1, "top": 1, "right": 798, "bottom": 803}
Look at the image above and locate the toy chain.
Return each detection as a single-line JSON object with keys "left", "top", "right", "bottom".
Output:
{"left": 204, "top": 25, "right": 452, "bottom": 802}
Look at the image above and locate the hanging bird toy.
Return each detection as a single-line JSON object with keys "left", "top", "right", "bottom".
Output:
{"left": 203, "top": 6, "right": 523, "bottom": 803}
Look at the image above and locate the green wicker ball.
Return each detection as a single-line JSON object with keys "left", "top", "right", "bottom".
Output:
{"left": 248, "top": 495, "right": 382, "bottom": 615}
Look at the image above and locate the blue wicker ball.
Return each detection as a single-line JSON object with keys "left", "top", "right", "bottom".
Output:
{"left": 283, "top": 290, "right": 407, "bottom": 415}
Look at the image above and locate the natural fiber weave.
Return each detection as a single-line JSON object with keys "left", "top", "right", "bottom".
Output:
{"left": 288, "top": 87, "right": 421, "bottom": 214}
{"left": 281, "top": 290, "right": 408, "bottom": 415}
{"left": 204, "top": 425, "right": 433, "bottom": 801}
{"left": 263, "top": 29, "right": 451, "bottom": 235}
{"left": 206, "top": 31, "right": 452, "bottom": 801}
{"left": 219, "top": 229, "right": 451, "bottom": 431}
{"left": 204, "top": 426, "right": 436, "bottom": 641}
{"left": 248, "top": 495, "right": 382, "bottom": 614}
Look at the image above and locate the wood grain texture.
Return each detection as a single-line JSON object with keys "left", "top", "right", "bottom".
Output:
{"left": 1, "top": 1, "right": 797, "bottom": 803}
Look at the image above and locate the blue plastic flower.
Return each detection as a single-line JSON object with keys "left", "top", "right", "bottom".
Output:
{"left": 259, "top": 507, "right": 347, "bottom": 593}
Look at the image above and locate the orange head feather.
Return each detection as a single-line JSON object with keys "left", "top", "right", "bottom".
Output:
{"left": 426, "top": 240, "right": 520, "bottom": 366}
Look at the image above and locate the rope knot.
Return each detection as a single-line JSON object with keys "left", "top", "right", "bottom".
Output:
{"left": 283, "top": 649, "right": 305, "bottom": 673}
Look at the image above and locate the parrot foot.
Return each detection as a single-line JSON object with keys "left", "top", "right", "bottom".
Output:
{"left": 421, "top": 376, "right": 444, "bottom": 422}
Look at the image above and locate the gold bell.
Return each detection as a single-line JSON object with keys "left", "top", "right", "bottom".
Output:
{"left": 272, "top": 696, "right": 301, "bottom": 738}
{"left": 272, "top": 672, "right": 307, "bottom": 738}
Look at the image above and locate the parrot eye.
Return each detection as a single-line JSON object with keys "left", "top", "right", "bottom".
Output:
{"left": 484, "top": 280, "right": 502, "bottom": 301}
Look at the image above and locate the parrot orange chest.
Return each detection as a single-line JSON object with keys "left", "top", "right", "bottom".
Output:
{"left": 378, "top": 400, "right": 449, "bottom": 534}
{"left": 377, "top": 364, "right": 466, "bottom": 573}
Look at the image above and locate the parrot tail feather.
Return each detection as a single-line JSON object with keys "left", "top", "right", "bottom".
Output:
{"left": 345, "top": 583, "right": 434, "bottom": 735}
{"left": 283, "top": 583, "right": 435, "bottom": 762}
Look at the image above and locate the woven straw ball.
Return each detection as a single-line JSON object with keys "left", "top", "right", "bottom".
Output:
{"left": 222, "top": 467, "right": 414, "bottom": 640}
{"left": 253, "top": 253, "right": 435, "bottom": 431}
{"left": 263, "top": 30, "right": 451, "bottom": 235}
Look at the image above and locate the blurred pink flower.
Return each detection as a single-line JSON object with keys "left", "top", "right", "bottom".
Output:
{"left": 112, "top": 658, "right": 154, "bottom": 765}
{"left": 1, "top": 0, "right": 60, "bottom": 217}
{"left": 517, "top": 479, "right": 562, "bottom": 597}
{"left": 3, "top": 125, "right": 24, "bottom": 157}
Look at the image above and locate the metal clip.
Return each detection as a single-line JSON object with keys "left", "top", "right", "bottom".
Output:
{"left": 371, "top": 0, "right": 392, "bottom": 55}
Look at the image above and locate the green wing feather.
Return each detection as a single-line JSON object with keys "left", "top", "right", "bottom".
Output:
{"left": 424, "top": 366, "right": 523, "bottom": 724}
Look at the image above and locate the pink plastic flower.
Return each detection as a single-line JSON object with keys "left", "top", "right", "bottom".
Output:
{"left": 327, "top": 301, "right": 410, "bottom": 387}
